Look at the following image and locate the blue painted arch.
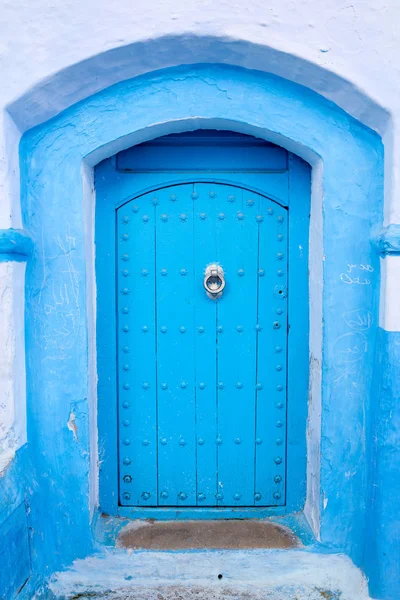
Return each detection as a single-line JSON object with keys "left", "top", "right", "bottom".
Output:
{"left": 19, "top": 64, "right": 383, "bottom": 591}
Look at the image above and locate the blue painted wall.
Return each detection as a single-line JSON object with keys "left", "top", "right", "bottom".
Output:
{"left": 365, "top": 327, "right": 400, "bottom": 600}
{"left": 12, "top": 63, "right": 394, "bottom": 598}
{"left": 0, "top": 232, "right": 33, "bottom": 598}
{"left": 0, "top": 446, "right": 32, "bottom": 598}
{"left": 0, "top": 229, "right": 33, "bottom": 262}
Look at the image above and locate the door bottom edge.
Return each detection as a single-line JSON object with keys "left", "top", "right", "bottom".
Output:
{"left": 116, "top": 506, "right": 287, "bottom": 520}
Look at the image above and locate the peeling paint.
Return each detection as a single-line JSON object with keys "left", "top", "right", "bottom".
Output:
{"left": 67, "top": 411, "right": 79, "bottom": 442}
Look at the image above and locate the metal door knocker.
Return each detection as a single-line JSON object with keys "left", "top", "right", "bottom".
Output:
{"left": 204, "top": 264, "right": 225, "bottom": 299}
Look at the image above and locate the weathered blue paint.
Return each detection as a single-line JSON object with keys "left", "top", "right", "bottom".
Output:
{"left": 365, "top": 327, "right": 400, "bottom": 600}
{"left": 0, "top": 229, "right": 34, "bottom": 597}
{"left": 18, "top": 64, "right": 385, "bottom": 593}
{"left": 96, "top": 134, "right": 309, "bottom": 516}
{"left": 0, "top": 228, "right": 33, "bottom": 261}
{"left": 371, "top": 223, "right": 400, "bottom": 257}
{"left": 0, "top": 503, "right": 31, "bottom": 599}
{"left": 0, "top": 445, "right": 32, "bottom": 598}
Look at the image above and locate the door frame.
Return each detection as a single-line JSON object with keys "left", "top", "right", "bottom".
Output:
{"left": 96, "top": 143, "right": 310, "bottom": 520}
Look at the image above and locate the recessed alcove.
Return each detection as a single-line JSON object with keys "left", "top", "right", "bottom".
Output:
{"left": 95, "top": 129, "right": 309, "bottom": 519}
{"left": 15, "top": 63, "right": 383, "bottom": 596}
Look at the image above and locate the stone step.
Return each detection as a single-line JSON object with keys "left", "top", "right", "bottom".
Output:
{"left": 47, "top": 549, "right": 371, "bottom": 600}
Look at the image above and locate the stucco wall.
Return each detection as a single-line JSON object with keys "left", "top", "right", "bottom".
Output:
{"left": 14, "top": 60, "right": 386, "bottom": 596}
{"left": 0, "top": 1, "right": 398, "bottom": 220}
{"left": 0, "top": 2, "right": 400, "bottom": 599}
{"left": 1, "top": 0, "right": 400, "bottom": 468}
{"left": 0, "top": 0, "right": 398, "bottom": 460}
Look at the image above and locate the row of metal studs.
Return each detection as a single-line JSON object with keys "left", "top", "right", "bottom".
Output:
{"left": 121, "top": 489, "right": 283, "bottom": 501}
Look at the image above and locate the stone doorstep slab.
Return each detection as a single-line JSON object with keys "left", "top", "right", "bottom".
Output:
{"left": 47, "top": 549, "right": 371, "bottom": 600}
{"left": 116, "top": 519, "right": 300, "bottom": 550}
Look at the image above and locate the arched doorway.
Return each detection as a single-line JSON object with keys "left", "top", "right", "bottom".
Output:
{"left": 96, "top": 130, "right": 310, "bottom": 516}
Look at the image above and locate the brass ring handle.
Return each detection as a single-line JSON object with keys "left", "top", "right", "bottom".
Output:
{"left": 204, "top": 264, "right": 225, "bottom": 299}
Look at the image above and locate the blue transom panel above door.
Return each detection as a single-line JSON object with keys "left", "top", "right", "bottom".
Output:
{"left": 117, "top": 182, "right": 288, "bottom": 508}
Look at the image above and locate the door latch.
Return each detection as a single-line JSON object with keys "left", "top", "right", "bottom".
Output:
{"left": 204, "top": 264, "right": 225, "bottom": 299}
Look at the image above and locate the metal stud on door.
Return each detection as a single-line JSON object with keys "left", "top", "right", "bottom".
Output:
{"left": 116, "top": 182, "right": 288, "bottom": 507}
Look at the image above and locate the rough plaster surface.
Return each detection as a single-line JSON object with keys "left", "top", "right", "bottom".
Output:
{"left": 0, "top": 0, "right": 399, "bottom": 487}
{"left": 364, "top": 328, "right": 400, "bottom": 599}
{"left": 0, "top": 5, "right": 398, "bottom": 599}
{"left": 1, "top": 0, "right": 400, "bottom": 482}
{"left": 47, "top": 549, "right": 371, "bottom": 600}
{"left": 0, "top": 0, "right": 399, "bottom": 475}
{"left": 19, "top": 66, "right": 382, "bottom": 581}
{"left": 0, "top": 0, "right": 399, "bottom": 305}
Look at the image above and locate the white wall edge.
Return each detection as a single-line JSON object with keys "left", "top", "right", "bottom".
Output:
{"left": 82, "top": 162, "right": 99, "bottom": 516}
{"left": 379, "top": 255, "right": 400, "bottom": 332}
{"left": 0, "top": 261, "right": 27, "bottom": 475}
{"left": 304, "top": 159, "right": 323, "bottom": 539}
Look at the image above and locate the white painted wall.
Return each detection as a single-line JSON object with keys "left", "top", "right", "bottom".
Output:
{"left": 0, "top": 261, "right": 27, "bottom": 473}
{"left": 1, "top": 0, "right": 399, "bottom": 470}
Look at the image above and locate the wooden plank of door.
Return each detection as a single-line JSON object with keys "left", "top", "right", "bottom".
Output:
{"left": 215, "top": 185, "right": 259, "bottom": 507}
{"left": 117, "top": 194, "right": 158, "bottom": 506}
{"left": 156, "top": 184, "right": 197, "bottom": 506}
{"left": 192, "top": 183, "right": 218, "bottom": 506}
{"left": 255, "top": 195, "right": 288, "bottom": 506}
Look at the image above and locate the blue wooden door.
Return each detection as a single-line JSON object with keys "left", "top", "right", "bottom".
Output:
{"left": 117, "top": 182, "right": 287, "bottom": 508}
